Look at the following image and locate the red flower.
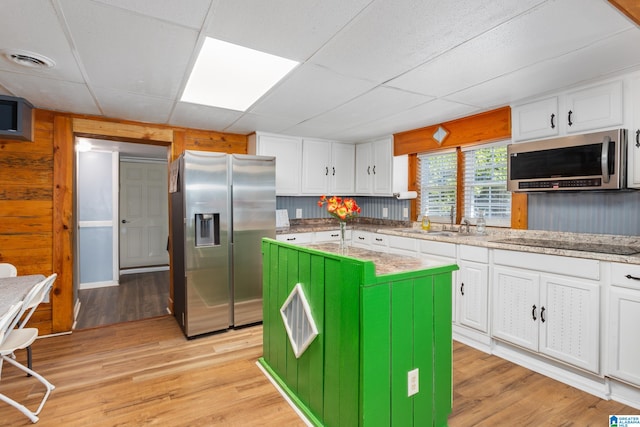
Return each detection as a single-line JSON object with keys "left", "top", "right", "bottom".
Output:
{"left": 318, "top": 195, "right": 360, "bottom": 221}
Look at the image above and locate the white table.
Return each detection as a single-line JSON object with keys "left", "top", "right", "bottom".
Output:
{"left": 0, "top": 275, "right": 45, "bottom": 316}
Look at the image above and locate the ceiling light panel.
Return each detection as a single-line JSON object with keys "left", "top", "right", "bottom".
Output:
{"left": 181, "top": 38, "right": 299, "bottom": 112}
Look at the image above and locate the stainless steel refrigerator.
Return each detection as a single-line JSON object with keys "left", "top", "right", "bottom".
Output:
{"left": 170, "top": 150, "right": 275, "bottom": 338}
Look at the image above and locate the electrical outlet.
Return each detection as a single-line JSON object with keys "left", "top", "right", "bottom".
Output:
{"left": 403, "top": 207, "right": 409, "bottom": 218}
{"left": 296, "top": 208, "right": 302, "bottom": 219}
{"left": 382, "top": 207, "right": 388, "bottom": 218}
{"left": 408, "top": 368, "right": 419, "bottom": 397}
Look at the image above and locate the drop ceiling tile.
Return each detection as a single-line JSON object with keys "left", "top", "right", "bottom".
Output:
{"left": 170, "top": 101, "right": 242, "bottom": 131}
{"left": 249, "top": 63, "right": 377, "bottom": 122}
{"left": 92, "top": 88, "right": 175, "bottom": 124}
{"left": 60, "top": 0, "right": 198, "bottom": 98}
{"left": 224, "top": 113, "right": 301, "bottom": 136}
{"left": 0, "top": 71, "right": 100, "bottom": 114}
{"left": 206, "top": 0, "right": 373, "bottom": 61}
{"left": 324, "top": 99, "right": 479, "bottom": 141}
{"left": 386, "top": 0, "right": 634, "bottom": 98}
{"left": 0, "top": 0, "right": 85, "bottom": 82}
{"left": 285, "top": 86, "right": 432, "bottom": 138}
{"left": 92, "top": 0, "right": 213, "bottom": 29}
{"left": 310, "top": 0, "right": 547, "bottom": 83}
{"left": 447, "top": 28, "right": 640, "bottom": 109}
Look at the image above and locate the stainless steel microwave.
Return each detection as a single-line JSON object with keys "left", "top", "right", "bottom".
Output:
{"left": 507, "top": 129, "right": 627, "bottom": 192}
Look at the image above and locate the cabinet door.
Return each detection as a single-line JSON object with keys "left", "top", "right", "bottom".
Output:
{"left": 372, "top": 138, "right": 393, "bottom": 195}
{"left": 608, "top": 286, "right": 640, "bottom": 386}
{"left": 565, "top": 80, "right": 623, "bottom": 134}
{"left": 628, "top": 73, "right": 640, "bottom": 189}
{"left": 492, "top": 266, "right": 539, "bottom": 351}
{"left": 301, "top": 139, "right": 331, "bottom": 195}
{"left": 538, "top": 275, "right": 599, "bottom": 373}
{"left": 355, "top": 143, "right": 373, "bottom": 194}
{"left": 457, "top": 261, "right": 488, "bottom": 333}
{"left": 512, "top": 97, "right": 559, "bottom": 142}
{"left": 330, "top": 142, "right": 355, "bottom": 194}
{"left": 257, "top": 134, "right": 301, "bottom": 195}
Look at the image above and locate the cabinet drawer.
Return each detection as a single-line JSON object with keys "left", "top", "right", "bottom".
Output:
{"left": 276, "top": 233, "right": 313, "bottom": 244}
{"left": 315, "top": 229, "right": 352, "bottom": 243}
{"left": 352, "top": 230, "right": 370, "bottom": 245}
{"left": 459, "top": 245, "right": 488, "bottom": 263}
{"left": 371, "top": 233, "right": 388, "bottom": 246}
{"left": 494, "top": 249, "right": 600, "bottom": 280}
{"left": 611, "top": 263, "right": 640, "bottom": 290}
{"left": 388, "top": 235, "right": 416, "bottom": 252}
{"left": 419, "top": 240, "right": 456, "bottom": 258}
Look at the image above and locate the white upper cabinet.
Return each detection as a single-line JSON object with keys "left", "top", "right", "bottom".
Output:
{"left": 564, "top": 80, "right": 623, "bottom": 134}
{"left": 248, "top": 132, "right": 302, "bottom": 195}
{"left": 628, "top": 73, "right": 640, "bottom": 189}
{"left": 511, "top": 97, "right": 559, "bottom": 142}
{"left": 301, "top": 139, "right": 354, "bottom": 195}
{"left": 354, "top": 137, "right": 393, "bottom": 195}
{"left": 512, "top": 80, "right": 623, "bottom": 142}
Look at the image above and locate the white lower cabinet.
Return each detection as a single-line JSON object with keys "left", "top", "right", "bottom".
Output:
{"left": 607, "top": 263, "right": 640, "bottom": 387}
{"left": 276, "top": 233, "right": 313, "bottom": 245}
{"left": 492, "top": 257, "right": 600, "bottom": 373}
{"left": 456, "top": 246, "right": 489, "bottom": 334}
{"left": 457, "top": 260, "right": 489, "bottom": 333}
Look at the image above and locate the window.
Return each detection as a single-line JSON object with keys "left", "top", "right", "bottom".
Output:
{"left": 462, "top": 142, "right": 511, "bottom": 226}
{"left": 417, "top": 150, "right": 457, "bottom": 222}
{"left": 417, "top": 142, "right": 511, "bottom": 227}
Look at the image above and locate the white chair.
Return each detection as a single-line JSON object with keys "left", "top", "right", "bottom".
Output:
{"left": 15, "top": 274, "right": 57, "bottom": 370}
{"left": 0, "top": 302, "right": 55, "bottom": 423}
{"left": 0, "top": 263, "right": 17, "bottom": 278}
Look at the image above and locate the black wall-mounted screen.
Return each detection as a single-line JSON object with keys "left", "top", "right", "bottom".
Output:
{"left": 0, "top": 99, "right": 18, "bottom": 131}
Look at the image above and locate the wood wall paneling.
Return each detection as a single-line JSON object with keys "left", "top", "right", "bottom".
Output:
{"left": 608, "top": 0, "right": 640, "bottom": 26}
{"left": 394, "top": 107, "right": 516, "bottom": 224}
{"left": 1, "top": 109, "right": 248, "bottom": 334}
{"left": 394, "top": 107, "right": 511, "bottom": 156}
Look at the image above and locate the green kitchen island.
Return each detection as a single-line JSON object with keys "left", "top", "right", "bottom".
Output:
{"left": 258, "top": 238, "right": 458, "bottom": 427}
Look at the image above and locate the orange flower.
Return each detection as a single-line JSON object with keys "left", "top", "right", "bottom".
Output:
{"left": 318, "top": 195, "right": 360, "bottom": 221}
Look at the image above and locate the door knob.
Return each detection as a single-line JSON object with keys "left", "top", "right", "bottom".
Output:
{"left": 122, "top": 219, "right": 129, "bottom": 224}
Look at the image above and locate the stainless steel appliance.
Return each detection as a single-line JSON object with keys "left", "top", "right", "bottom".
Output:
{"left": 170, "top": 151, "right": 275, "bottom": 338}
{"left": 507, "top": 128, "right": 627, "bottom": 192}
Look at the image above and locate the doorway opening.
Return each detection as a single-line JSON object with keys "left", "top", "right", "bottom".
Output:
{"left": 73, "top": 137, "right": 170, "bottom": 330}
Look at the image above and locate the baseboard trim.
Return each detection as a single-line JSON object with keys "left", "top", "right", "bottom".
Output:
{"left": 79, "top": 280, "right": 119, "bottom": 290}
{"left": 120, "top": 265, "right": 169, "bottom": 275}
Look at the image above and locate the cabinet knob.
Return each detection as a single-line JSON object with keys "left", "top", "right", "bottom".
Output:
{"left": 568, "top": 110, "right": 573, "bottom": 127}
{"left": 635, "top": 129, "right": 639, "bottom": 148}
{"left": 367, "top": 166, "right": 371, "bottom": 175}
{"left": 625, "top": 274, "right": 640, "bottom": 281}
{"left": 532, "top": 304, "right": 537, "bottom": 321}
{"left": 460, "top": 282, "right": 464, "bottom": 296}
{"left": 373, "top": 165, "right": 376, "bottom": 175}
{"left": 540, "top": 306, "right": 546, "bottom": 323}
{"left": 332, "top": 166, "right": 335, "bottom": 176}
{"left": 550, "top": 113, "right": 555, "bottom": 129}
{"left": 325, "top": 167, "right": 329, "bottom": 176}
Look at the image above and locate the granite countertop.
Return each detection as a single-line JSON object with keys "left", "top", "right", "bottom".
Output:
{"left": 281, "top": 219, "right": 640, "bottom": 265}
{"left": 380, "top": 225, "right": 640, "bottom": 265}
{"left": 305, "top": 243, "right": 452, "bottom": 275}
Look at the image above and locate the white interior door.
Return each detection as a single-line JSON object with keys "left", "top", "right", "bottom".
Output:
{"left": 119, "top": 161, "right": 169, "bottom": 269}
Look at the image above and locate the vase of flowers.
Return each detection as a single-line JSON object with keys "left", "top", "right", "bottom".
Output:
{"left": 317, "top": 195, "right": 361, "bottom": 253}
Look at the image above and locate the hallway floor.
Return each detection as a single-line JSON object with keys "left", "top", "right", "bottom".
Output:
{"left": 75, "top": 270, "right": 169, "bottom": 329}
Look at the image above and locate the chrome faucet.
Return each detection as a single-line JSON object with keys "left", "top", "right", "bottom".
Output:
{"left": 450, "top": 206, "right": 454, "bottom": 228}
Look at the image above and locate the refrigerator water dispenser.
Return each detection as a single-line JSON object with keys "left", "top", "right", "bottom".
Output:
{"left": 195, "top": 213, "right": 219, "bottom": 247}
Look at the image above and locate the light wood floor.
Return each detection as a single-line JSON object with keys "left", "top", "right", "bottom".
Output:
{"left": 75, "top": 271, "right": 169, "bottom": 330}
{"left": 0, "top": 317, "right": 636, "bottom": 426}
